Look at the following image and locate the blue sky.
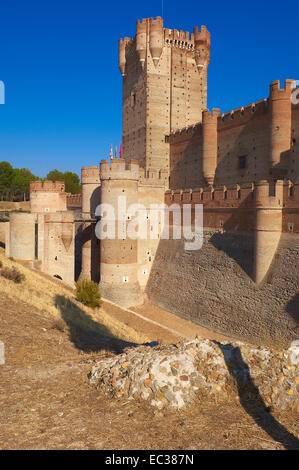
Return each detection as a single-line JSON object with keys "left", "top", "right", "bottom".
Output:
{"left": 0, "top": 0, "right": 298, "bottom": 178}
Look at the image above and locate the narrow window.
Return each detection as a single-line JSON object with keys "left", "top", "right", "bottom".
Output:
{"left": 239, "top": 155, "right": 247, "bottom": 169}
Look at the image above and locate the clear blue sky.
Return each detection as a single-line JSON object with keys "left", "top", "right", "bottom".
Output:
{"left": 0, "top": 0, "right": 298, "bottom": 178}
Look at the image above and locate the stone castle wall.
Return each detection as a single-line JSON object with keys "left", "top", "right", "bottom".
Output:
{"left": 169, "top": 81, "right": 298, "bottom": 190}
{"left": 30, "top": 181, "right": 67, "bottom": 214}
{"left": 146, "top": 231, "right": 299, "bottom": 347}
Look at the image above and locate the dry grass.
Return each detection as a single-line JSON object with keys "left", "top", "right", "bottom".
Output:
{"left": 0, "top": 250, "right": 150, "bottom": 346}
{"left": 0, "top": 249, "right": 298, "bottom": 450}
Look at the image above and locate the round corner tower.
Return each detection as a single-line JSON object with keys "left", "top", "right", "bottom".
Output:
{"left": 98, "top": 158, "right": 143, "bottom": 307}
{"left": 254, "top": 179, "right": 283, "bottom": 284}
{"left": 269, "top": 79, "right": 292, "bottom": 171}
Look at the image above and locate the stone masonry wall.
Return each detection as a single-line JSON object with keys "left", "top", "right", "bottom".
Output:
{"left": 146, "top": 231, "right": 299, "bottom": 347}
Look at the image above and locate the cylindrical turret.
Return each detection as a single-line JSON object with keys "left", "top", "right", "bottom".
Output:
{"left": 202, "top": 108, "right": 220, "bottom": 186}
{"left": 254, "top": 180, "right": 283, "bottom": 284}
{"left": 193, "top": 25, "right": 210, "bottom": 70}
{"left": 98, "top": 159, "right": 143, "bottom": 307}
{"left": 136, "top": 19, "right": 147, "bottom": 64}
{"left": 269, "top": 79, "right": 292, "bottom": 168}
{"left": 8, "top": 213, "right": 36, "bottom": 260}
{"left": 119, "top": 39, "right": 127, "bottom": 76}
{"left": 149, "top": 17, "right": 164, "bottom": 67}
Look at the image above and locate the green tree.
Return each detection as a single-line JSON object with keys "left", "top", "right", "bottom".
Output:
{"left": 0, "top": 161, "right": 14, "bottom": 200}
{"left": 46, "top": 169, "right": 81, "bottom": 194}
{"left": 63, "top": 171, "right": 81, "bottom": 194}
{"left": 11, "top": 168, "right": 39, "bottom": 201}
{"left": 46, "top": 169, "right": 64, "bottom": 183}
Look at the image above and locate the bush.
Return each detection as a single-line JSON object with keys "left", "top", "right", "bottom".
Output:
{"left": 0, "top": 266, "right": 25, "bottom": 283}
{"left": 75, "top": 279, "right": 102, "bottom": 309}
{"left": 51, "top": 319, "right": 66, "bottom": 332}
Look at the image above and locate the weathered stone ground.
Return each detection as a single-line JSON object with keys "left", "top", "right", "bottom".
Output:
{"left": 0, "top": 293, "right": 298, "bottom": 450}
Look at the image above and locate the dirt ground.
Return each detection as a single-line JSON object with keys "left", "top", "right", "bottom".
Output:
{"left": 0, "top": 292, "right": 298, "bottom": 450}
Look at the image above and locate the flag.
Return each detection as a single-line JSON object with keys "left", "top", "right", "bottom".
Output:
{"left": 109, "top": 144, "right": 113, "bottom": 160}
{"left": 115, "top": 145, "right": 118, "bottom": 159}
{"left": 119, "top": 141, "right": 123, "bottom": 159}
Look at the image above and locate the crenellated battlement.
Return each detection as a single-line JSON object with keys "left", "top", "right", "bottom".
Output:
{"left": 269, "top": 79, "right": 294, "bottom": 100}
{"left": 168, "top": 122, "right": 202, "bottom": 142}
{"left": 100, "top": 158, "right": 140, "bottom": 181}
{"left": 30, "top": 180, "right": 65, "bottom": 193}
{"left": 99, "top": 159, "right": 168, "bottom": 187}
{"left": 66, "top": 193, "right": 82, "bottom": 209}
{"left": 139, "top": 167, "right": 169, "bottom": 187}
{"left": 148, "top": 16, "right": 163, "bottom": 26}
{"left": 81, "top": 165, "right": 100, "bottom": 184}
{"left": 165, "top": 180, "right": 296, "bottom": 209}
{"left": 218, "top": 99, "right": 268, "bottom": 128}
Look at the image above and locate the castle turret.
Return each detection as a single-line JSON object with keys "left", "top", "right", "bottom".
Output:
{"left": 119, "top": 38, "right": 127, "bottom": 76}
{"left": 149, "top": 17, "right": 164, "bottom": 67}
{"left": 269, "top": 79, "right": 293, "bottom": 172}
{"left": 98, "top": 158, "right": 143, "bottom": 307}
{"left": 7, "top": 213, "right": 36, "bottom": 261}
{"left": 193, "top": 25, "right": 210, "bottom": 71}
{"left": 30, "top": 180, "right": 67, "bottom": 214}
{"left": 81, "top": 166, "right": 100, "bottom": 219}
{"left": 202, "top": 108, "right": 220, "bottom": 186}
{"left": 136, "top": 19, "right": 147, "bottom": 65}
{"left": 254, "top": 180, "right": 283, "bottom": 284}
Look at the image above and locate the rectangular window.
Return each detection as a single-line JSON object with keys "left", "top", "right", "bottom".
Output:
{"left": 239, "top": 155, "right": 247, "bottom": 169}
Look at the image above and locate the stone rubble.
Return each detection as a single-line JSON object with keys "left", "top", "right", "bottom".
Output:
{"left": 89, "top": 338, "right": 299, "bottom": 411}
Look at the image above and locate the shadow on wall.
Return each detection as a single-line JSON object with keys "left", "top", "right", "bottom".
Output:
{"left": 209, "top": 189, "right": 255, "bottom": 279}
{"left": 74, "top": 224, "right": 82, "bottom": 282}
{"left": 54, "top": 294, "right": 137, "bottom": 353}
{"left": 80, "top": 223, "right": 100, "bottom": 283}
{"left": 90, "top": 186, "right": 101, "bottom": 219}
{"left": 216, "top": 342, "right": 299, "bottom": 450}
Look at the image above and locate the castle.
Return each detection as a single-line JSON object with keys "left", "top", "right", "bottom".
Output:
{"left": 5, "top": 17, "right": 299, "bottom": 346}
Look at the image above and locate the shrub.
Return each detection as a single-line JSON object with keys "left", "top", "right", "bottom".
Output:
{"left": 0, "top": 266, "right": 25, "bottom": 283}
{"left": 75, "top": 279, "right": 102, "bottom": 309}
{"left": 51, "top": 319, "right": 66, "bottom": 332}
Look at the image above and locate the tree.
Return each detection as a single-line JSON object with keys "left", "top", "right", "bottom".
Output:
{"left": 11, "top": 168, "right": 39, "bottom": 201}
{"left": 46, "top": 169, "right": 64, "bottom": 183}
{"left": 0, "top": 162, "right": 14, "bottom": 200}
{"left": 46, "top": 169, "right": 81, "bottom": 194}
{"left": 63, "top": 171, "right": 81, "bottom": 194}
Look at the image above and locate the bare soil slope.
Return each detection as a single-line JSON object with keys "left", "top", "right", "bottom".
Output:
{"left": 0, "top": 253, "right": 298, "bottom": 450}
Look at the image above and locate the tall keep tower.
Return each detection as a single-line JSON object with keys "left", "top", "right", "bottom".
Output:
{"left": 119, "top": 17, "right": 210, "bottom": 173}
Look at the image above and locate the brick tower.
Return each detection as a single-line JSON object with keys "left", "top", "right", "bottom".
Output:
{"left": 119, "top": 17, "right": 210, "bottom": 173}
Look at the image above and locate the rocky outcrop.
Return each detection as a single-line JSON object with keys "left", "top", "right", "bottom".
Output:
{"left": 89, "top": 338, "right": 299, "bottom": 411}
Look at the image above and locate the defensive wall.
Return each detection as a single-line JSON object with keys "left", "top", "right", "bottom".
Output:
{"left": 146, "top": 180, "right": 299, "bottom": 346}
{"left": 169, "top": 80, "right": 299, "bottom": 189}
